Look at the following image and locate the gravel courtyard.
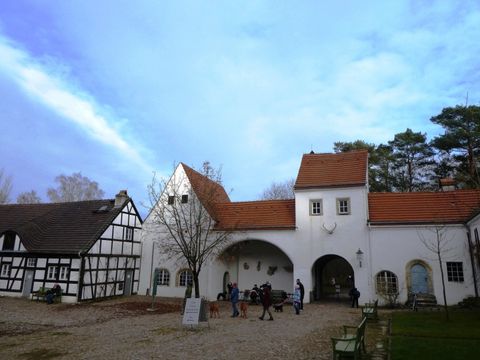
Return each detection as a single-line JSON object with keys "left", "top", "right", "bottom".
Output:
{"left": 0, "top": 295, "right": 370, "bottom": 360}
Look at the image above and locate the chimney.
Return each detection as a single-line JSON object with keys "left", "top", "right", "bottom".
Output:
{"left": 114, "top": 190, "right": 129, "bottom": 207}
{"left": 439, "top": 178, "right": 456, "bottom": 191}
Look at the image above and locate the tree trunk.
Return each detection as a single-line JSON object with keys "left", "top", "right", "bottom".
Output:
{"left": 437, "top": 245, "right": 450, "bottom": 321}
{"left": 193, "top": 271, "right": 200, "bottom": 298}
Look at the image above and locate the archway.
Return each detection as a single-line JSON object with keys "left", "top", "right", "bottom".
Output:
{"left": 218, "top": 240, "right": 294, "bottom": 293}
{"left": 312, "top": 255, "right": 354, "bottom": 301}
{"left": 406, "top": 260, "right": 433, "bottom": 295}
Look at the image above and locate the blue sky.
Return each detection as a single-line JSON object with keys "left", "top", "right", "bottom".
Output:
{"left": 1, "top": 1, "right": 479, "bottom": 212}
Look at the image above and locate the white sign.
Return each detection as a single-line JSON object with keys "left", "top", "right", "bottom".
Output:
{"left": 182, "top": 298, "right": 201, "bottom": 325}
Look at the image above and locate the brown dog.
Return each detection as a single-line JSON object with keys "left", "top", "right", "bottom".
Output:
{"left": 209, "top": 301, "right": 220, "bottom": 318}
{"left": 240, "top": 302, "right": 248, "bottom": 318}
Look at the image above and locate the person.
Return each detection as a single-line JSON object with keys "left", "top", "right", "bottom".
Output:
{"left": 182, "top": 281, "right": 193, "bottom": 314}
{"left": 335, "top": 284, "right": 341, "bottom": 301}
{"left": 46, "top": 284, "right": 61, "bottom": 304}
{"left": 258, "top": 283, "right": 273, "bottom": 320}
{"left": 296, "top": 279, "right": 305, "bottom": 310}
{"left": 250, "top": 284, "right": 259, "bottom": 304}
{"left": 293, "top": 285, "right": 301, "bottom": 315}
{"left": 349, "top": 287, "right": 360, "bottom": 308}
{"left": 230, "top": 282, "right": 239, "bottom": 317}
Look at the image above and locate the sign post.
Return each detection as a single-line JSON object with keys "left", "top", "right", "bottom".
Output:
{"left": 182, "top": 298, "right": 208, "bottom": 327}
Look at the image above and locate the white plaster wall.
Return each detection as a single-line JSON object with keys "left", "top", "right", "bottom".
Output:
{"left": 370, "top": 225, "right": 475, "bottom": 305}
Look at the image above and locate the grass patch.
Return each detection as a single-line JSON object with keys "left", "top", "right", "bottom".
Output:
{"left": 391, "top": 309, "right": 480, "bottom": 360}
{"left": 18, "top": 348, "right": 66, "bottom": 360}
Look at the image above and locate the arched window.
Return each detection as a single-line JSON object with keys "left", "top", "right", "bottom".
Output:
{"left": 156, "top": 268, "right": 170, "bottom": 286}
{"left": 177, "top": 269, "right": 193, "bottom": 287}
{"left": 376, "top": 270, "right": 398, "bottom": 295}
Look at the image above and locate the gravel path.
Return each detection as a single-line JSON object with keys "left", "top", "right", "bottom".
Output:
{"left": 0, "top": 296, "right": 367, "bottom": 360}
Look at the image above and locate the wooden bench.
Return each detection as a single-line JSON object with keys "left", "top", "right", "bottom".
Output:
{"left": 31, "top": 287, "right": 62, "bottom": 303}
{"left": 331, "top": 316, "right": 367, "bottom": 360}
{"left": 362, "top": 299, "right": 378, "bottom": 320}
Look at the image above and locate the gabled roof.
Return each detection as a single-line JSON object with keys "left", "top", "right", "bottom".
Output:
{"left": 215, "top": 199, "right": 296, "bottom": 230}
{"left": 0, "top": 199, "right": 130, "bottom": 255}
{"left": 368, "top": 190, "right": 480, "bottom": 225}
{"left": 295, "top": 150, "right": 368, "bottom": 189}
{"left": 181, "top": 163, "right": 230, "bottom": 219}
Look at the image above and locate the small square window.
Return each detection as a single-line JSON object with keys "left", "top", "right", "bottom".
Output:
{"left": 181, "top": 195, "right": 188, "bottom": 203}
{"left": 59, "top": 266, "right": 69, "bottom": 281}
{"left": 167, "top": 196, "right": 175, "bottom": 205}
{"left": 27, "top": 258, "right": 37, "bottom": 267}
{"left": 310, "top": 200, "right": 323, "bottom": 216}
{"left": 337, "top": 198, "right": 350, "bottom": 215}
{"left": 1, "top": 263, "right": 11, "bottom": 277}
{"left": 47, "top": 266, "right": 58, "bottom": 280}
{"left": 447, "top": 262, "right": 464, "bottom": 282}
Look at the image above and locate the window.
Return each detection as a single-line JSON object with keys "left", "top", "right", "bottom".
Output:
{"left": 1, "top": 263, "right": 11, "bottom": 277}
{"left": 125, "top": 227, "right": 134, "bottom": 241}
{"left": 27, "top": 258, "right": 37, "bottom": 267}
{"left": 376, "top": 270, "right": 398, "bottom": 295}
{"left": 2, "top": 231, "right": 16, "bottom": 250}
{"left": 178, "top": 269, "right": 193, "bottom": 287}
{"left": 310, "top": 200, "right": 323, "bottom": 215}
{"left": 156, "top": 268, "right": 170, "bottom": 286}
{"left": 181, "top": 195, "right": 188, "bottom": 204}
{"left": 59, "top": 266, "right": 69, "bottom": 280}
{"left": 118, "top": 282, "right": 124, "bottom": 291}
{"left": 47, "top": 266, "right": 58, "bottom": 280}
{"left": 337, "top": 198, "right": 351, "bottom": 215}
{"left": 167, "top": 196, "right": 175, "bottom": 205}
{"left": 447, "top": 262, "right": 464, "bottom": 282}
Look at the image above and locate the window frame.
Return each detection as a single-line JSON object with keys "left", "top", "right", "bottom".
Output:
{"left": 375, "top": 270, "right": 398, "bottom": 295}
{"left": 178, "top": 269, "right": 193, "bottom": 287}
{"left": 47, "top": 265, "right": 58, "bottom": 280}
{"left": 181, "top": 194, "right": 188, "bottom": 204}
{"left": 156, "top": 268, "right": 170, "bottom": 286}
{"left": 446, "top": 262, "right": 464, "bottom": 282}
{"left": 27, "top": 258, "right": 37, "bottom": 267}
{"left": 167, "top": 196, "right": 175, "bottom": 205}
{"left": 1, "top": 262, "right": 12, "bottom": 277}
{"left": 309, "top": 199, "right": 323, "bottom": 216}
{"left": 336, "top": 198, "right": 351, "bottom": 215}
{"left": 125, "top": 227, "right": 134, "bottom": 241}
{"left": 59, "top": 266, "right": 69, "bottom": 281}
{"left": 2, "top": 231, "right": 16, "bottom": 251}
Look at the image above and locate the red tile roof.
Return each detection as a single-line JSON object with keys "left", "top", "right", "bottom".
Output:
{"left": 215, "top": 199, "right": 296, "bottom": 230}
{"left": 295, "top": 150, "right": 368, "bottom": 189}
{"left": 368, "top": 190, "right": 480, "bottom": 225}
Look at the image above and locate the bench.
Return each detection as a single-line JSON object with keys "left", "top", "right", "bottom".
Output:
{"left": 362, "top": 299, "right": 378, "bottom": 320}
{"left": 31, "top": 287, "right": 62, "bottom": 303}
{"left": 331, "top": 316, "right": 367, "bottom": 360}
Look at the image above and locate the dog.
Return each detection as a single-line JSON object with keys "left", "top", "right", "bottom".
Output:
{"left": 209, "top": 301, "right": 220, "bottom": 318}
{"left": 273, "top": 303, "right": 283, "bottom": 312}
{"left": 240, "top": 301, "right": 248, "bottom": 318}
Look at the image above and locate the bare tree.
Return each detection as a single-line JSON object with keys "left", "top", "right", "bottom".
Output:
{"left": 0, "top": 168, "right": 13, "bottom": 204}
{"left": 146, "top": 162, "right": 232, "bottom": 298}
{"left": 260, "top": 178, "right": 295, "bottom": 200}
{"left": 47, "top": 172, "right": 104, "bottom": 202}
{"left": 17, "top": 190, "right": 42, "bottom": 204}
{"left": 418, "top": 225, "right": 455, "bottom": 320}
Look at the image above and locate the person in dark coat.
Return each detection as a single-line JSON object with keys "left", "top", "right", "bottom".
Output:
{"left": 349, "top": 287, "right": 360, "bottom": 308}
{"left": 296, "top": 279, "right": 305, "bottom": 310}
{"left": 259, "top": 283, "right": 273, "bottom": 320}
{"left": 230, "top": 282, "right": 240, "bottom": 317}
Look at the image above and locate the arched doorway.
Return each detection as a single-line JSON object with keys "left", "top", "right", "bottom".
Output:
{"left": 223, "top": 271, "right": 230, "bottom": 293}
{"left": 312, "top": 255, "right": 354, "bottom": 301}
{"left": 411, "top": 264, "right": 428, "bottom": 294}
{"left": 218, "top": 240, "right": 294, "bottom": 293}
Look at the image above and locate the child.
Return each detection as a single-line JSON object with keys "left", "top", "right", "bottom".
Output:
{"left": 293, "top": 285, "right": 301, "bottom": 315}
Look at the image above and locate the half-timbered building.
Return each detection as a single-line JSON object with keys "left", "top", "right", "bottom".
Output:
{"left": 0, "top": 190, "right": 142, "bottom": 303}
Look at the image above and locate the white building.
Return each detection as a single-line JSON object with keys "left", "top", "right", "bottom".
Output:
{"left": 139, "top": 151, "right": 480, "bottom": 305}
{"left": 0, "top": 191, "right": 142, "bottom": 303}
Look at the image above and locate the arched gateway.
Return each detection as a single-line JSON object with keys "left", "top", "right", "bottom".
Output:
{"left": 312, "top": 255, "right": 354, "bottom": 301}
{"left": 217, "top": 240, "right": 294, "bottom": 294}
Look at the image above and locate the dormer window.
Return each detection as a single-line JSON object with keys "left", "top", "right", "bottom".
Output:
{"left": 2, "top": 231, "right": 16, "bottom": 251}
{"left": 181, "top": 195, "right": 188, "bottom": 203}
{"left": 337, "top": 198, "right": 350, "bottom": 215}
{"left": 310, "top": 200, "right": 323, "bottom": 215}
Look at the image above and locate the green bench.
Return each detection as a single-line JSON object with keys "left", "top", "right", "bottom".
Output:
{"left": 362, "top": 299, "right": 378, "bottom": 321}
{"left": 331, "top": 316, "right": 367, "bottom": 360}
{"left": 31, "top": 286, "right": 62, "bottom": 303}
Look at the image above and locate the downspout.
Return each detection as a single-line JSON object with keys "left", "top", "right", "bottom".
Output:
{"left": 465, "top": 223, "right": 479, "bottom": 298}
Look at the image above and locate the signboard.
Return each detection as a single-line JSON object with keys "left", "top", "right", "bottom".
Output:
{"left": 182, "top": 298, "right": 202, "bottom": 325}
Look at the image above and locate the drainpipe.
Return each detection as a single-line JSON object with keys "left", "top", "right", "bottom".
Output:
{"left": 465, "top": 224, "right": 479, "bottom": 298}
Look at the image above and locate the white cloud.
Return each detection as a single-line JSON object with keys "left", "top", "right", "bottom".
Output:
{"left": 0, "top": 35, "right": 153, "bottom": 175}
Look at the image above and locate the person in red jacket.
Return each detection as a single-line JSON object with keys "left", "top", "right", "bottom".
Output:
{"left": 258, "top": 282, "right": 273, "bottom": 321}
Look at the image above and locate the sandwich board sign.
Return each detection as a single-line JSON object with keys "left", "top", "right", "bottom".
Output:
{"left": 182, "top": 298, "right": 208, "bottom": 327}
{"left": 182, "top": 298, "right": 202, "bottom": 326}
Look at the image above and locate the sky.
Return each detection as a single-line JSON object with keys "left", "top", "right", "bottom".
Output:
{"left": 1, "top": 0, "right": 480, "bottom": 214}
